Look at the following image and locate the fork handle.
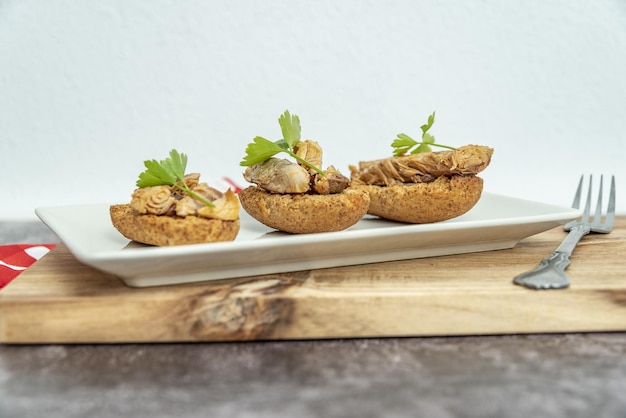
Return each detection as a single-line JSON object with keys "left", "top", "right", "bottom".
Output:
{"left": 555, "top": 224, "right": 592, "bottom": 254}
{"left": 513, "top": 224, "right": 591, "bottom": 289}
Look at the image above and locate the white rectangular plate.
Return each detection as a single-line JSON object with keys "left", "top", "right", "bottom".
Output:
{"left": 36, "top": 193, "right": 581, "bottom": 287}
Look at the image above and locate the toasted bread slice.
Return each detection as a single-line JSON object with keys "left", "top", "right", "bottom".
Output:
{"left": 110, "top": 204, "right": 240, "bottom": 246}
{"left": 361, "top": 175, "right": 483, "bottom": 224}
{"left": 238, "top": 186, "right": 370, "bottom": 234}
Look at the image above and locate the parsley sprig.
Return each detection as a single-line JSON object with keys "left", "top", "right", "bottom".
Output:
{"left": 240, "top": 110, "right": 325, "bottom": 175}
{"left": 136, "top": 149, "right": 214, "bottom": 207}
{"left": 391, "top": 111, "right": 456, "bottom": 156}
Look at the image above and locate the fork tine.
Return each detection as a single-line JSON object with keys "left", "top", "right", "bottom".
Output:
{"left": 572, "top": 175, "right": 584, "bottom": 209}
{"left": 593, "top": 175, "right": 604, "bottom": 224}
{"left": 581, "top": 174, "right": 593, "bottom": 222}
{"left": 605, "top": 175, "right": 616, "bottom": 228}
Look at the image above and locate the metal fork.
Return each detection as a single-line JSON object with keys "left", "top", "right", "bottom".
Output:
{"left": 513, "top": 174, "right": 616, "bottom": 290}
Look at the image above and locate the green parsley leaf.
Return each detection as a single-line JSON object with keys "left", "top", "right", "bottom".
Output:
{"left": 240, "top": 136, "right": 285, "bottom": 166}
{"left": 391, "top": 111, "right": 456, "bottom": 156}
{"left": 420, "top": 112, "right": 436, "bottom": 135}
{"left": 137, "top": 150, "right": 187, "bottom": 187}
{"left": 240, "top": 110, "right": 324, "bottom": 175}
{"left": 136, "top": 149, "right": 214, "bottom": 207}
{"left": 391, "top": 133, "right": 417, "bottom": 156}
{"left": 278, "top": 110, "right": 301, "bottom": 147}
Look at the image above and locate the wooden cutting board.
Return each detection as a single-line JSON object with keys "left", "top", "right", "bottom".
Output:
{"left": 1, "top": 218, "right": 625, "bottom": 344}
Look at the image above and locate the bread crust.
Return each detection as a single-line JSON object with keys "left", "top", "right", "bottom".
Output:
{"left": 238, "top": 186, "right": 370, "bottom": 234}
{"left": 361, "top": 175, "right": 483, "bottom": 223}
{"left": 110, "top": 204, "right": 240, "bottom": 246}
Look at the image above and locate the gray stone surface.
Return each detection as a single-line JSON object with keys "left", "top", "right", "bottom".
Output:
{"left": 2, "top": 335, "right": 626, "bottom": 418}
{"left": 1, "top": 222, "right": 625, "bottom": 418}
{"left": 0, "top": 221, "right": 60, "bottom": 244}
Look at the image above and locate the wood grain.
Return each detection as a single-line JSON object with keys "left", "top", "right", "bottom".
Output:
{"left": 1, "top": 218, "right": 625, "bottom": 344}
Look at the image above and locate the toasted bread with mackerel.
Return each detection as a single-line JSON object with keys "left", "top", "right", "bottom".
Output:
{"left": 110, "top": 150, "right": 240, "bottom": 246}
{"left": 350, "top": 112, "right": 493, "bottom": 224}
{"left": 239, "top": 110, "right": 369, "bottom": 234}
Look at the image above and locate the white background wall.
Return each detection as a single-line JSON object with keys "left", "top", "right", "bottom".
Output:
{"left": 2, "top": 0, "right": 625, "bottom": 219}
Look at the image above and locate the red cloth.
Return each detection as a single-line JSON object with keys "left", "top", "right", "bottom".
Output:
{"left": 0, "top": 244, "right": 56, "bottom": 290}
